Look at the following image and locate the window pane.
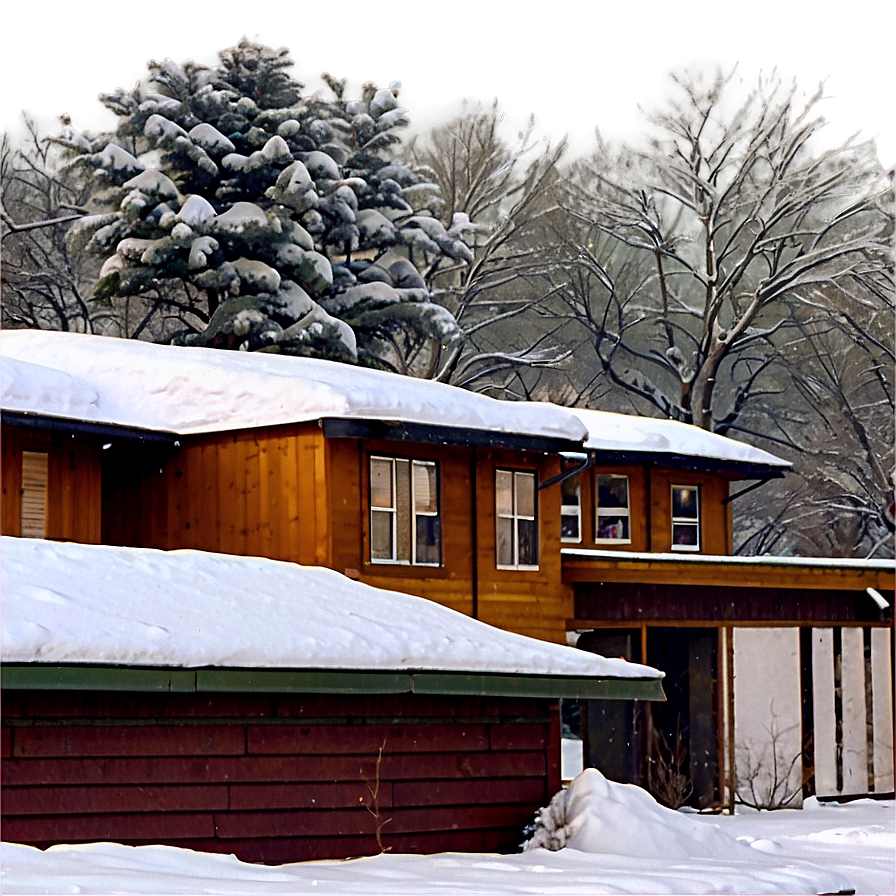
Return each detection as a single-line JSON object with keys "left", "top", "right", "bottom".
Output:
{"left": 598, "top": 475, "right": 628, "bottom": 510}
{"left": 370, "top": 459, "right": 393, "bottom": 508}
{"left": 597, "top": 514, "right": 629, "bottom": 541}
{"left": 496, "top": 517, "right": 514, "bottom": 566}
{"left": 561, "top": 475, "right": 580, "bottom": 506}
{"left": 413, "top": 461, "right": 437, "bottom": 514}
{"left": 395, "top": 459, "right": 411, "bottom": 562}
{"left": 561, "top": 512, "right": 580, "bottom": 541}
{"left": 673, "top": 522, "right": 699, "bottom": 547}
{"left": 415, "top": 516, "right": 441, "bottom": 565}
{"left": 496, "top": 471, "right": 513, "bottom": 517}
{"left": 517, "top": 518, "right": 538, "bottom": 566}
{"left": 371, "top": 510, "right": 393, "bottom": 560}
{"left": 515, "top": 472, "right": 536, "bottom": 518}
{"left": 672, "top": 486, "right": 699, "bottom": 519}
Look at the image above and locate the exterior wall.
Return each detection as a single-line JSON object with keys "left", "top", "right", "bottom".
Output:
{"left": 1, "top": 424, "right": 102, "bottom": 543}
{"left": 566, "top": 464, "right": 732, "bottom": 555}
{"left": 101, "top": 429, "right": 572, "bottom": 643}
{"left": 102, "top": 423, "right": 327, "bottom": 564}
{"left": 1, "top": 689, "right": 561, "bottom": 863}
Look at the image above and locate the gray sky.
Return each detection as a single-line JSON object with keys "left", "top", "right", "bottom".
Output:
{"left": 3, "top": 0, "right": 894, "bottom": 165}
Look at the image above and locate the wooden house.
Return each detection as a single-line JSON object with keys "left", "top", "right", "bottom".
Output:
{"left": 2, "top": 328, "right": 893, "bottom": 814}
{"left": 1, "top": 536, "right": 662, "bottom": 862}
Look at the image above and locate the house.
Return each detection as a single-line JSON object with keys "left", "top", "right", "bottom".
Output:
{"left": 2, "top": 328, "right": 893, "bottom": 812}
{"left": 1, "top": 536, "right": 662, "bottom": 862}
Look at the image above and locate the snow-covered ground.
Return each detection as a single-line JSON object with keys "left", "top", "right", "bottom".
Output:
{"left": 3, "top": 772, "right": 892, "bottom": 895}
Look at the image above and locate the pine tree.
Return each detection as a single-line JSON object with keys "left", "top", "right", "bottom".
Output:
{"left": 60, "top": 39, "right": 468, "bottom": 368}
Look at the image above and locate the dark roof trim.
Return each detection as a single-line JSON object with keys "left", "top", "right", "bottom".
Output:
{"left": 587, "top": 449, "right": 788, "bottom": 479}
{"left": 321, "top": 418, "right": 585, "bottom": 454}
{"left": 1, "top": 411, "right": 178, "bottom": 446}
{"left": 0, "top": 663, "right": 665, "bottom": 701}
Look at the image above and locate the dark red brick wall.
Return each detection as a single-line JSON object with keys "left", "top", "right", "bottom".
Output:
{"left": 1, "top": 690, "right": 561, "bottom": 863}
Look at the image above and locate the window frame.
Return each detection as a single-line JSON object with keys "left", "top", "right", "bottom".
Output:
{"left": 495, "top": 469, "right": 539, "bottom": 571}
{"left": 369, "top": 455, "right": 441, "bottom": 567}
{"left": 560, "top": 474, "right": 582, "bottom": 544}
{"left": 670, "top": 483, "right": 701, "bottom": 551}
{"left": 595, "top": 473, "right": 632, "bottom": 545}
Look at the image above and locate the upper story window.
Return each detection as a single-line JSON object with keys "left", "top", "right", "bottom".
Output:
{"left": 496, "top": 470, "right": 538, "bottom": 569}
{"left": 370, "top": 456, "right": 440, "bottom": 566}
{"left": 21, "top": 450, "right": 48, "bottom": 539}
{"left": 561, "top": 475, "right": 582, "bottom": 543}
{"left": 596, "top": 474, "right": 631, "bottom": 543}
{"left": 671, "top": 484, "right": 700, "bottom": 550}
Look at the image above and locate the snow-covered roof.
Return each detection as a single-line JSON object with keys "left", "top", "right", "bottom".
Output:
{"left": 1, "top": 537, "right": 660, "bottom": 681}
{"left": 1, "top": 330, "right": 789, "bottom": 472}
{"left": 0, "top": 330, "right": 586, "bottom": 443}
{"left": 568, "top": 406, "right": 790, "bottom": 470}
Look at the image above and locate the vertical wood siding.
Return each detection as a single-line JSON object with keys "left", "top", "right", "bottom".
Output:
{"left": 2, "top": 690, "right": 560, "bottom": 862}
{"left": 1, "top": 425, "right": 102, "bottom": 544}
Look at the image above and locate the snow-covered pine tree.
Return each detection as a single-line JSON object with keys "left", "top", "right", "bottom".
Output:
{"left": 60, "top": 39, "right": 467, "bottom": 368}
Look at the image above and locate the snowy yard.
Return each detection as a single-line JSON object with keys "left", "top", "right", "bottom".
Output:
{"left": 3, "top": 773, "right": 892, "bottom": 895}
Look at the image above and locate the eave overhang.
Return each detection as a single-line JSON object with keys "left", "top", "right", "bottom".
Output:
{"left": 320, "top": 418, "right": 586, "bottom": 454}
{"left": 0, "top": 663, "right": 665, "bottom": 702}
{"left": 1, "top": 411, "right": 178, "bottom": 445}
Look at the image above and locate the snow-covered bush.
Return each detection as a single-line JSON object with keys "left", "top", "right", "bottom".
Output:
{"left": 59, "top": 40, "right": 466, "bottom": 368}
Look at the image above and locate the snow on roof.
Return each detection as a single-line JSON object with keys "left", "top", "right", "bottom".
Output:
{"left": 1, "top": 537, "right": 660, "bottom": 680}
{"left": 568, "top": 406, "right": 790, "bottom": 469}
{"left": 0, "top": 330, "right": 586, "bottom": 442}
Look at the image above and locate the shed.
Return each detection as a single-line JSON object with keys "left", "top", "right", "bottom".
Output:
{"left": 1, "top": 536, "right": 663, "bottom": 862}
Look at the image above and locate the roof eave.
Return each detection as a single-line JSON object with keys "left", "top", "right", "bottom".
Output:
{"left": 0, "top": 663, "right": 665, "bottom": 701}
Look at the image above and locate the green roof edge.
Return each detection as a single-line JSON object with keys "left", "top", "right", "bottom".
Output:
{"left": 0, "top": 664, "right": 664, "bottom": 701}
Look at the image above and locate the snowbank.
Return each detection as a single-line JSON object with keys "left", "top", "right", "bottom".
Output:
{"left": 526, "top": 768, "right": 746, "bottom": 859}
{"left": 1, "top": 537, "right": 658, "bottom": 679}
{"left": 3, "top": 795, "right": 889, "bottom": 894}
{"left": 1, "top": 330, "right": 586, "bottom": 441}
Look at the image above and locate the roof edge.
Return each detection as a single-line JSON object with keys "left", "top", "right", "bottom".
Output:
{"left": 0, "top": 663, "right": 664, "bottom": 701}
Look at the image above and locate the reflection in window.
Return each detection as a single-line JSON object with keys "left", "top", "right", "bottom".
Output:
{"left": 496, "top": 470, "right": 538, "bottom": 569}
{"left": 596, "top": 474, "right": 630, "bottom": 542}
{"left": 370, "top": 456, "right": 440, "bottom": 565}
{"left": 561, "top": 475, "right": 582, "bottom": 543}
{"left": 671, "top": 485, "right": 700, "bottom": 550}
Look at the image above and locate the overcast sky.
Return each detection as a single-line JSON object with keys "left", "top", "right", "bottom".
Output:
{"left": 3, "top": 1, "right": 894, "bottom": 166}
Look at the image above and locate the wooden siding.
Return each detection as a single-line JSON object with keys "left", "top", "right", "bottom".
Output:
{"left": 2, "top": 690, "right": 560, "bottom": 862}
{"left": 102, "top": 423, "right": 327, "bottom": 563}
{"left": 474, "top": 450, "right": 571, "bottom": 644}
{"left": 1, "top": 425, "right": 102, "bottom": 543}
{"left": 568, "top": 464, "right": 733, "bottom": 555}
{"left": 572, "top": 581, "right": 895, "bottom": 624}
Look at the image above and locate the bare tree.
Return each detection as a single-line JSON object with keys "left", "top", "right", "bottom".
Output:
{"left": 559, "top": 69, "right": 893, "bottom": 434}
{"left": 1, "top": 122, "right": 97, "bottom": 332}
{"left": 403, "top": 102, "right": 572, "bottom": 391}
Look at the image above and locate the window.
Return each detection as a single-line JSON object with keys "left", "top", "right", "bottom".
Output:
{"left": 496, "top": 470, "right": 538, "bottom": 569}
{"left": 370, "top": 456, "right": 440, "bottom": 565}
{"left": 561, "top": 475, "right": 582, "bottom": 543}
{"left": 671, "top": 485, "right": 700, "bottom": 550}
{"left": 596, "top": 474, "right": 630, "bottom": 543}
{"left": 21, "top": 451, "right": 48, "bottom": 539}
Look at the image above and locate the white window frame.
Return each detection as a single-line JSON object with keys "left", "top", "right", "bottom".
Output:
{"left": 595, "top": 473, "right": 632, "bottom": 544}
{"left": 369, "top": 455, "right": 440, "bottom": 566}
{"left": 560, "top": 475, "right": 582, "bottom": 544}
{"left": 670, "top": 484, "right": 701, "bottom": 551}
{"left": 495, "top": 469, "right": 539, "bottom": 570}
